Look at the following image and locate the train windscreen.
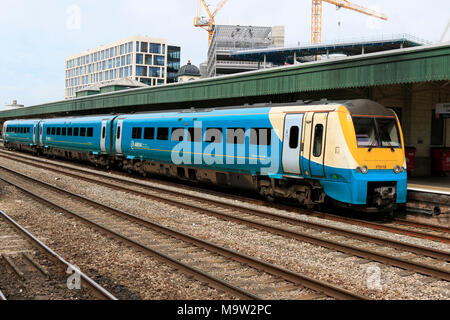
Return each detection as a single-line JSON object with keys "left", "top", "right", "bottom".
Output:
{"left": 353, "top": 117, "right": 401, "bottom": 148}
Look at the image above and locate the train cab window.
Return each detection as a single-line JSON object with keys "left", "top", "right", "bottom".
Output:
{"left": 376, "top": 118, "right": 401, "bottom": 148}
{"left": 62, "top": 128, "right": 67, "bottom": 136}
{"left": 87, "top": 128, "right": 93, "bottom": 137}
{"left": 226, "top": 128, "right": 245, "bottom": 144}
{"left": 56, "top": 128, "right": 61, "bottom": 135}
{"left": 157, "top": 128, "right": 169, "bottom": 140}
{"left": 313, "top": 124, "right": 324, "bottom": 157}
{"left": 205, "top": 128, "right": 223, "bottom": 143}
{"left": 51, "top": 128, "right": 56, "bottom": 135}
{"left": 132, "top": 127, "right": 142, "bottom": 139}
{"left": 143, "top": 127, "right": 155, "bottom": 140}
{"left": 171, "top": 128, "right": 184, "bottom": 141}
{"left": 73, "top": 128, "right": 79, "bottom": 136}
{"left": 289, "top": 126, "right": 299, "bottom": 149}
{"left": 250, "top": 128, "right": 271, "bottom": 146}
{"left": 68, "top": 128, "right": 73, "bottom": 136}
{"left": 80, "top": 128, "right": 86, "bottom": 137}
{"left": 187, "top": 128, "right": 202, "bottom": 142}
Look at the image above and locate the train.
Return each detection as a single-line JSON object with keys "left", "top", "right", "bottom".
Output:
{"left": 2, "top": 99, "right": 407, "bottom": 213}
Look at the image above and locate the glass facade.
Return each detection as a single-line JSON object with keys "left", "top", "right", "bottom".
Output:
{"left": 167, "top": 46, "right": 181, "bottom": 84}
{"left": 65, "top": 37, "right": 177, "bottom": 98}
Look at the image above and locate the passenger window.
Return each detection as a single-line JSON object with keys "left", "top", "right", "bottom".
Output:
{"left": 68, "top": 128, "right": 73, "bottom": 136}
{"left": 205, "top": 128, "right": 223, "bottom": 143}
{"left": 87, "top": 128, "right": 93, "bottom": 137}
{"left": 226, "top": 128, "right": 245, "bottom": 144}
{"left": 116, "top": 126, "right": 121, "bottom": 139}
{"left": 157, "top": 128, "right": 169, "bottom": 140}
{"left": 56, "top": 128, "right": 61, "bottom": 135}
{"left": 74, "top": 128, "right": 79, "bottom": 136}
{"left": 132, "top": 127, "right": 142, "bottom": 139}
{"left": 46, "top": 128, "right": 49, "bottom": 135}
{"left": 102, "top": 127, "right": 106, "bottom": 139}
{"left": 171, "top": 128, "right": 184, "bottom": 141}
{"left": 80, "top": 128, "right": 86, "bottom": 137}
{"left": 313, "top": 124, "right": 324, "bottom": 157}
{"left": 187, "top": 128, "right": 202, "bottom": 142}
{"left": 51, "top": 128, "right": 56, "bottom": 135}
{"left": 250, "top": 128, "right": 271, "bottom": 146}
{"left": 62, "top": 128, "right": 67, "bottom": 136}
{"left": 143, "top": 127, "right": 155, "bottom": 140}
{"left": 289, "top": 126, "right": 299, "bottom": 149}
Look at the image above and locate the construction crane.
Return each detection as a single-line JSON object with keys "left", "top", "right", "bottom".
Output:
{"left": 311, "top": 0, "right": 388, "bottom": 44}
{"left": 441, "top": 20, "right": 450, "bottom": 42}
{"left": 194, "top": 0, "right": 228, "bottom": 46}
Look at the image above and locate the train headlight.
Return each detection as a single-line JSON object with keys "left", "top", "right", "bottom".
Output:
{"left": 356, "top": 165, "right": 368, "bottom": 174}
{"left": 400, "top": 166, "right": 405, "bottom": 173}
{"left": 394, "top": 165, "right": 401, "bottom": 174}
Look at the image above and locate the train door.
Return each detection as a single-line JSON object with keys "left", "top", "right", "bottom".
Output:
{"left": 308, "top": 112, "right": 328, "bottom": 177}
{"left": 2, "top": 123, "right": 7, "bottom": 139}
{"left": 32, "top": 121, "right": 38, "bottom": 144}
{"left": 282, "top": 114, "right": 304, "bottom": 174}
{"left": 115, "top": 119, "right": 123, "bottom": 154}
{"left": 100, "top": 120, "right": 107, "bottom": 153}
{"left": 39, "top": 122, "right": 44, "bottom": 145}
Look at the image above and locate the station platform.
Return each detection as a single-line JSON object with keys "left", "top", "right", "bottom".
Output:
{"left": 407, "top": 177, "right": 450, "bottom": 195}
{"left": 406, "top": 176, "right": 450, "bottom": 216}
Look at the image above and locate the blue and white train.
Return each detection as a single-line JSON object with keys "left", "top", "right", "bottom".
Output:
{"left": 2, "top": 99, "right": 407, "bottom": 213}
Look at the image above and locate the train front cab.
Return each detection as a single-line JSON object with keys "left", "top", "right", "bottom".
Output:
{"left": 330, "top": 101, "right": 407, "bottom": 212}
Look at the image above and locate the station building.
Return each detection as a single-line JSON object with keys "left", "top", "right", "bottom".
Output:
{"left": 64, "top": 36, "right": 180, "bottom": 99}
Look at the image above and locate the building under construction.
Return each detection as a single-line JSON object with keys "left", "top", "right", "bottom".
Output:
{"left": 206, "top": 25, "right": 285, "bottom": 78}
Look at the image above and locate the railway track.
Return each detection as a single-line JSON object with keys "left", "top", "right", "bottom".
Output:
{"left": 0, "top": 149, "right": 448, "bottom": 244}
{"left": 0, "top": 165, "right": 366, "bottom": 300}
{"left": 0, "top": 152, "right": 450, "bottom": 280}
{"left": 0, "top": 152, "right": 449, "bottom": 285}
{"left": 0, "top": 209, "right": 117, "bottom": 300}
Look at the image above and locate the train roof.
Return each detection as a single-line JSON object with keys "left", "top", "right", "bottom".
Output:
{"left": 4, "top": 99, "right": 393, "bottom": 122}
{"left": 343, "top": 99, "right": 396, "bottom": 117}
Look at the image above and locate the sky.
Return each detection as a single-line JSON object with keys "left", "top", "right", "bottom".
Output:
{"left": 0, "top": 0, "right": 449, "bottom": 107}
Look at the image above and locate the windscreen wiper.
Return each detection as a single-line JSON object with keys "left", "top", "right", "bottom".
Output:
{"left": 367, "top": 139, "right": 378, "bottom": 152}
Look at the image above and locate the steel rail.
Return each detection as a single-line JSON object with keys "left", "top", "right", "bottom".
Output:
{"left": 0, "top": 209, "right": 118, "bottom": 300}
{"left": 0, "top": 150, "right": 447, "bottom": 244}
{"left": 0, "top": 152, "right": 447, "bottom": 262}
{"left": 0, "top": 290, "right": 6, "bottom": 300}
{"left": 391, "top": 218, "right": 450, "bottom": 234}
{"left": 0, "top": 165, "right": 367, "bottom": 300}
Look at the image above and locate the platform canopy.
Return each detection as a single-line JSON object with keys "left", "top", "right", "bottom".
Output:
{"left": 0, "top": 41, "right": 448, "bottom": 121}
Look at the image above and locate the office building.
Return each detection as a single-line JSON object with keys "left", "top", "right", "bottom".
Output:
{"left": 207, "top": 25, "right": 285, "bottom": 78}
{"left": 65, "top": 36, "right": 180, "bottom": 99}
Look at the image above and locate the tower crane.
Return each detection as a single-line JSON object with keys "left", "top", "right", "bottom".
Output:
{"left": 312, "top": 0, "right": 388, "bottom": 44}
{"left": 194, "top": 0, "right": 228, "bottom": 46}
